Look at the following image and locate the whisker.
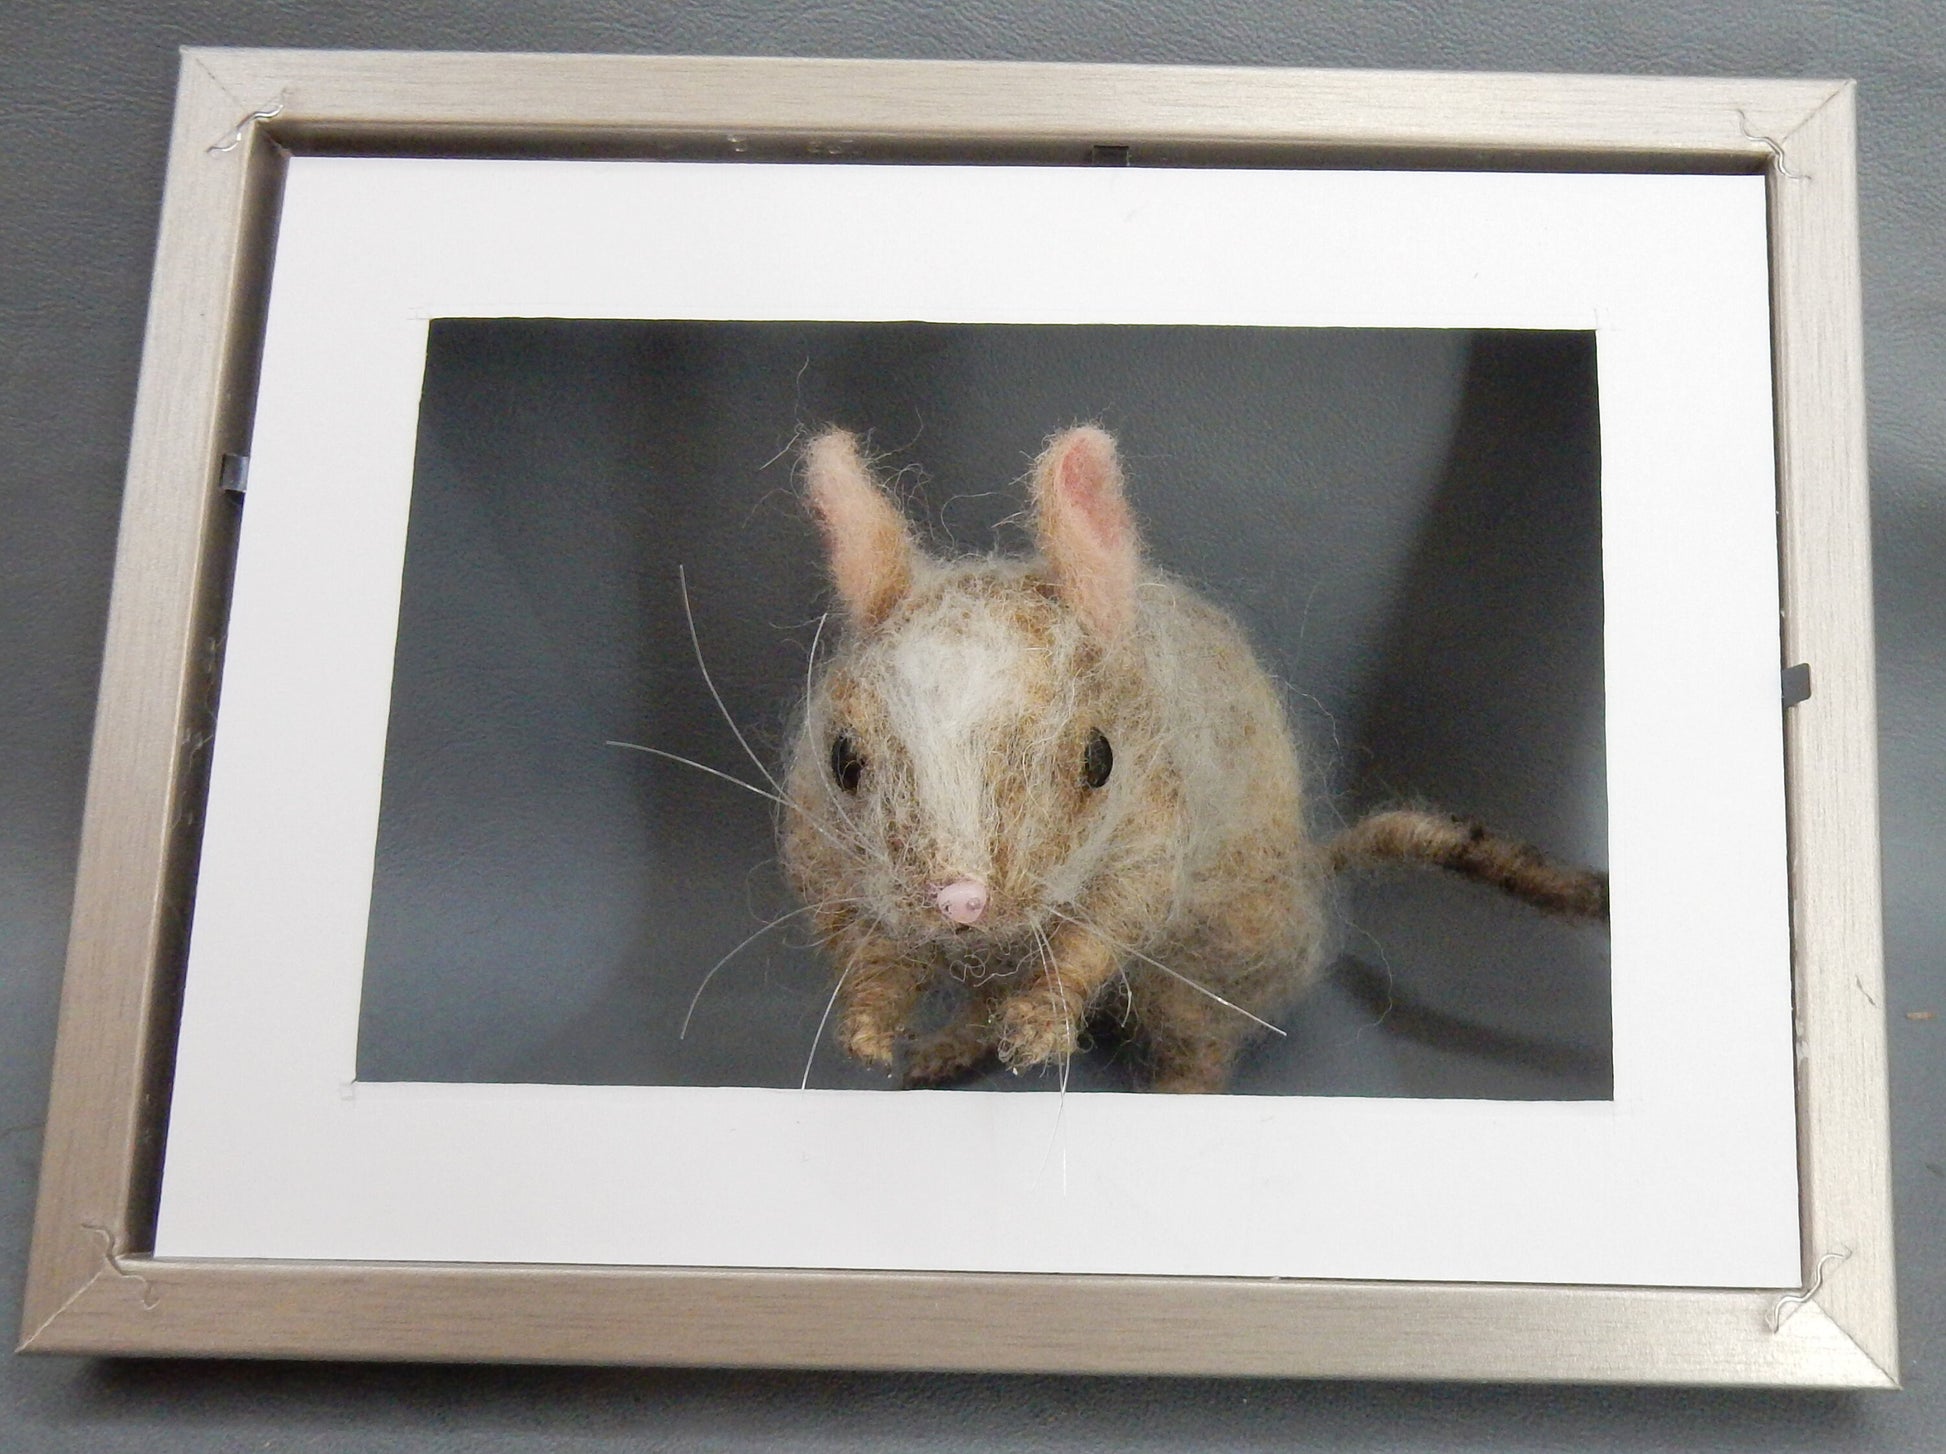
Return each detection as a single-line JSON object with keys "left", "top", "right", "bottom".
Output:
{"left": 804, "top": 611, "right": 828, "bottom": 712}
{"left": 611, "top": 587, "right": 900, "bottom": 877}
{"left": 606, "top": 741, "right": 787, "bottom": 809}
{"left": 1349, "top": 919, "right": 1397, "bottom": 1030}
{"left": 1045, "top": 907, "right": 1287, "bottom": 1039}
{"left": 1037, "top": 925, "right": 1073, "bottom": 1099}
{"left": 1293, "top": 575, "right": 1325, "bottom": 660}
{"left": 680, "top": 899, "right": 856, "bottom": 1040}
{"left": 801, "top": 940, "right": 866, "bottom": 1091}
{"left": 679, "top": 565, "right": 785, "bottom": 797}
{"left": 607, "top": 738, "right": 887, "bottom": 870}
{"left": 1033, "top": 923, "right": 1071, "bottom": 1189}
{"left": 759, "top": 415, "right": 809, "bottom": 472}
{"left": 800, "top": 611, "right": 876, "bottom": 850}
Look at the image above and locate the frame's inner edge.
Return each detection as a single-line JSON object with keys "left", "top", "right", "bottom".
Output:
{"left": 265, "top": 121, "right": 1772, "bottom": 175}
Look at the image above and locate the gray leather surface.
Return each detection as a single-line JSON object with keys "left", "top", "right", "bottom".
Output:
{"left": 6, "top": 2, "right": 1943, "bottom": 1449}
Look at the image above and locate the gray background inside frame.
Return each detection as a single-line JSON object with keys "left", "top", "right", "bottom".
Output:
{"left": 7, "top": 4, "right": 1946, "bottom": 1454}
{"left": 357, "top": 317, "right": 1611, "bottom": 1097}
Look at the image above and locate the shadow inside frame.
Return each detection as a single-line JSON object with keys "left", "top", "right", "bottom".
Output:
{"left": 354, "top": 318, "right": 1612, "bottom": 1100}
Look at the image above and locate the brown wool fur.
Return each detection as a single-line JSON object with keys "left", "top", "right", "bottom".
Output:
{"left": 781, "top": 424, "right": 1606, "bottom": 1094}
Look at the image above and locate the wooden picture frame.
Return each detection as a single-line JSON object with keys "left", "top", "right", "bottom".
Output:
{"left": 20, "top": 49, "right": 1892, "bottom": 1385}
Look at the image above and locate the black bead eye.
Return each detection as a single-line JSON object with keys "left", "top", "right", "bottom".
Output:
{"left": 1081, "top": 729, "right": 1113, "bottom": 790}
{"left": 830, "top": 731, "right": 864, "bottom": 793}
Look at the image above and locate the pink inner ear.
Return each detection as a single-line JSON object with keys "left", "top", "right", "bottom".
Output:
{"left": 1059, "top": 438, "right": 1132, "bottom": 546}
{"left": 804, "top": 429, "right": 915, "bottom": 626}
{"left": 1036, "top": 426, "right": 1140, "bottom": 638}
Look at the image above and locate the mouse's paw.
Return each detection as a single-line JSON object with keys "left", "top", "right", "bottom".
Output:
{"left": 902, "top": 1018, "right": 1000, "bottom": 1088}
{"left": 838, "top": 1011, "right": 900, "bottom": 1070}
{"left": 996, "top": 991, "right": 1081, "bottom": 1072}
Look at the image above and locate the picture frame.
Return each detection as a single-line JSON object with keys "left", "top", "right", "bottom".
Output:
{"left": 20, "top": 49, "right": 1893, "bottom": 1385}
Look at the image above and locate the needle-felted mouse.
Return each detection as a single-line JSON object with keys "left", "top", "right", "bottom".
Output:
{"left": 779, "top": 425, "right": 1607, "bottom": 1093}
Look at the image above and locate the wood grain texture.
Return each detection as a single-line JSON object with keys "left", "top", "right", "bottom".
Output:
{"left": 19, "top": 52, "right": 269, "bottom": 1349}
{"left": 22, "top": 1257, "right": 1895, "bottom": 1386}
{"left": 19, "top": 50, "right": 1894, "bottom": 1385}
{"left": 192, "top": 48, "right": 1837, "bottom": 158}
{"left": 1767, "top": 84, "right": 1898, "bottom": 1382}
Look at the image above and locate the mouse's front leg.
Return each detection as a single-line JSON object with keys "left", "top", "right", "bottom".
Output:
{"left": 815, "top": 912, "right": 930, "bottom": 1070}
{"left": 995, "top": 923, "right": 1121, "bottom": 1073}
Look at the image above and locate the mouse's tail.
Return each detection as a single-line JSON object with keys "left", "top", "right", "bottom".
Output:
{"left": 1326, "top": 807, "right": 1608, "bottom": 924}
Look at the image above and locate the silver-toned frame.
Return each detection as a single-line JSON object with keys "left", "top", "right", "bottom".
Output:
{"left": 20, "top": 49, "right": 1892, "bottom": 1386}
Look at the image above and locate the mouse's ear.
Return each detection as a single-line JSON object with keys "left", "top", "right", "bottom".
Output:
{"left": 1031, "top": 425, "right": 1141, "bottom": 639}
{"left": 802, "top": 429, "right": 918, "bottom": 628}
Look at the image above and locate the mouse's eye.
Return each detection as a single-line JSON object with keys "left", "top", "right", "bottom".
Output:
{"left": 1081, "top": 729, "right": 1113, "bottom": 790}
{"left": 830, "top": 731, "right": 865, "bottom": 794}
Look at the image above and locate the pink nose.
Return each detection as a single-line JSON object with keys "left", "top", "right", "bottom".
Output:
{"left": 935, "top": 880, "right": 989, "bottom": 926}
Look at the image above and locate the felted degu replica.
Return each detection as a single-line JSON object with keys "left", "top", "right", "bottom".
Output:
{"left": 777, "top": 425, "right": 1607, "bottom": 1093}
